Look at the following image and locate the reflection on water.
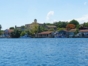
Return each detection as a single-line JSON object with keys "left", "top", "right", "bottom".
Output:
{"left": 0, "top": 38, "right": 88, "bottom": 66}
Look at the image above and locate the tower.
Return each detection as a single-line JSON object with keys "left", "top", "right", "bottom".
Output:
{"left": 34, "top": 19, "right": 37, "bottom": 23}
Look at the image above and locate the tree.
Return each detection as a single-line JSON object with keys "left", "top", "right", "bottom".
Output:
{"left": 66, "top": 24, "right": 75, "bottom": 30}
{"left": 20, "top": 31, "right": 26, "bottom": 36}
{"left": 21, "top": 26, "right": 25, "bottom": 30}
{"left": 10, "top": 29, "right": 21, "bottom": 38}
{"left": 69, "top": 19, "right": 79, "bottom": 27}
{"left": 38, "top": 26, "right": 45, "bottom": 33}
{"left": 29, "top": 23, "right": 39, "bottom": 35}
{"left": 0, "top": 30, "right": 2, "bottom": 35}
{"left": 54, "top": 21, "right": 68, "bottom": 28}
{"left": 0, "top": 25, "right": 2, "bottom": 30}
{"left": 0, "top": 25, "right": 2, "bottom": 35}
{"left": 57, "top": 28, "right": 66, "bottom": 31}
{"left": 83, "top": 22, "right": 88, "bottom": 27}
{"left": 44, "top": 23, "right": 53, "bottom": 25}
{"left": 20, "top": 30, "right": 31, "bottom": 37}
{"left": 75, "top": 29, "right": 79, "bottom": 35}
{"left": 10, "top": 27, "right": 14, "bottom": 29}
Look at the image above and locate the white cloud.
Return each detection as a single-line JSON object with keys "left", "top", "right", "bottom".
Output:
{"left": 84, "top": 2, "right": 87, "bottom": 5}
{"left": 52, "top": 14, "right": 88, "bottom": 24}
{"left": 63, "top": 14, "right": 88, "bottom": 23}
{"left": 46, "top": 11, "right": 54, "bottom": 20}
{"left": 75, "top": 14, "right": 88, "bottom": 23}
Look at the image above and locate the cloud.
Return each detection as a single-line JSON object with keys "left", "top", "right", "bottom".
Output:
{"left": 64, "top": 14, "right": 88, "bottom": 23}
{"left": 84, "top": 2, "right": 87, "bottom": 5}
{"left": 75, "top": 14, "right": 88, "bottom": 23}
{"left": 52, "top": 14, "right": 88, "bottom": 24}
{"left": 46, "top": 11, "right": 54, "bottom": 20}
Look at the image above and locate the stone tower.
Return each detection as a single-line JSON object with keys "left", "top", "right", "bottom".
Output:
{"left": 34, "top": 19, "right": 37, "bottom": 23}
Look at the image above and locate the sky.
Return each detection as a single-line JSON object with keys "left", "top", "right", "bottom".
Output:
{"left": 0, "top": 0, "right": 88, "bottom": 30}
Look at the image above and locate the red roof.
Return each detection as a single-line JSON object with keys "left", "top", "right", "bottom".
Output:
{"left": 38, "top": 31, "right": 52, "bottom": 34}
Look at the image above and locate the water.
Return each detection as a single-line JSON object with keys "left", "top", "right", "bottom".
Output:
{"left": 0, "top": 38, "right": 88, "bottom": 66}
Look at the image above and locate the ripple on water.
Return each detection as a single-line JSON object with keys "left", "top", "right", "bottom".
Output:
{"left": 0, "top": 38, "right": 88, "bottom": 66}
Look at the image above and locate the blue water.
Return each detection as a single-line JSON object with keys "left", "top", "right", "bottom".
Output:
{"left": 0, "top": 38, "right": 88, "bottom": 66}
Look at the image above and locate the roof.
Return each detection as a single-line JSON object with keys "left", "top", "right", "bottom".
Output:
{"left": 38, "top": 31, "right": 53, "bottom": 34}
{"left": 79, "top": 30, "right": 88, "bottom": 32}
{"left": 68, "top": 29, "right": 76, "bottom": 32}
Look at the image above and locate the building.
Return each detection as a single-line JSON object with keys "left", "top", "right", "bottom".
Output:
{"left": 54, "top": 29, "right": 76, "bottom": 38}
{"left": 45, "top": 25, "right": 57, "bottom": 31}
{"left": 35, "top": 31, "right": 54, "bottom": 38}
{"left": 79, "top": 29, "right": 88, "bottom": 38}
{"left": 25, "top": 19, "right": 39, "bottom": 31}
{"left": 54, "top": 30, "right": 67, "bottom": 38}
{"left": 67, "top": 29, "right": 76, "bottom": 38}
{"left": 25, "top": 19, "right": 57, "bottom": 31}
{"left": 4, "top": 29, "right": 14, "bottom": 38}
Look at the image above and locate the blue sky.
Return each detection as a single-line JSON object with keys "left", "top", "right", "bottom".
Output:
{"left": 0, "top": 0, "right": 88, "bottom": 29}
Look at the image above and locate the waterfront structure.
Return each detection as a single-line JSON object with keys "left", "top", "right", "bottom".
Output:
{"left": 67, "top": 29, "right": 76, "bottom": 38}
{"left": 35, "top": 31, "right": 54, "bottom": 38}
{"left": 4, "top": 29, "right": 14, "bottom": 38}
{"left": 54, "top": 29, "right": 76, "bottom": 38}
{"left": 54, "top": 30, "right": 67, "bottom": 38}
{"left": 75, "top": 27, "right": 88, "bottom": 38}
{"left": 79, "top": 29, "right": 88, "bottom": 38}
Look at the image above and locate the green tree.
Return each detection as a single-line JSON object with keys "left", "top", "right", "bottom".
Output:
{"left": 20, "top": 31, "right": 26, "bottom": 36}
{"left": 44, "top": 23, "right": 53, "bottom": 25}
{"left": 29, "top": 23, "right": 39, "bottom": 35}
{"left": 75, "top": 29, "right": 79, "bottom": 35}
{"left": 38, "top": 26, "right": 45, "bottom": 33}
{"left": 0, "top": 31, "right": 2, "bottom": 35}
{"left": 83, "top": 22, "right": 88, "bottom": 27}
{"left": 10, "top": 27, "right": 14, "bottom": 29}
{"left": 10, "top": 29, "right": 21, "bottom": 38}
{"left": 54, "top": 21, "right": 68, "bottom": 28}
{"left": 57, "top": 28, "right": 66, "bottom": 31}
{"left": 21, "top": 26, "right": 25, "bottom": 30}
{"left": 0, "top": 25, "right": 2, "bottom": 30}
{"left": 69, "top": 19, "right": 79, "bottom": 27}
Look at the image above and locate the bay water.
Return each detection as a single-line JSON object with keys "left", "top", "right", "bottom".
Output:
{"left": 0, "top": 38, "right": 88, "bottom": 66}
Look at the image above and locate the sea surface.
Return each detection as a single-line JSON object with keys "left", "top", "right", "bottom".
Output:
{"left": 0, "top": 38, "right": 88, "bottom": 66}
